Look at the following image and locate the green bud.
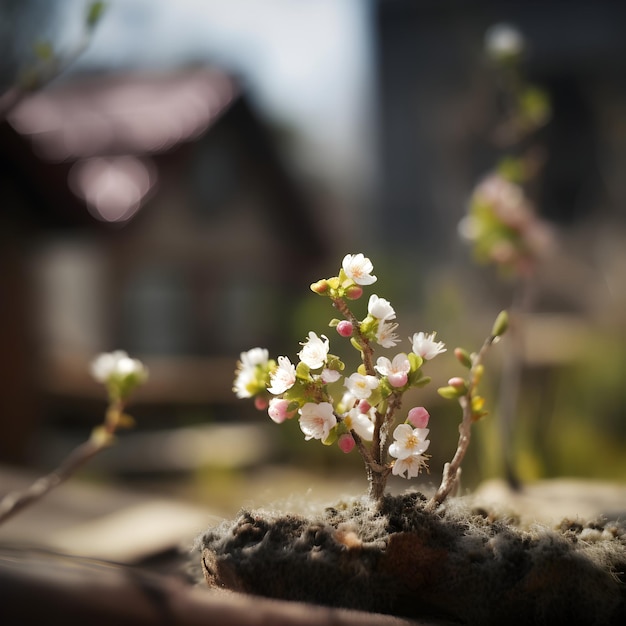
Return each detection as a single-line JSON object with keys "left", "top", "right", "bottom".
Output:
{"left": 327, "top": 276, "right": 340, "bottom": 291}
{"left": 437, "top": 385, "right": 465, "bottom": 400}
{"left": 471, "top": 410, "right": 489, "bottom": 423}
{"left": 90, "top": 424, "right": 115, "bottom": 447}
{"left": 328, "top": 318, "right": 341, "bottom": 328}
{"left": 472, "top": 364, "right": 485, "bottom": 385}
{"left": 448, "top": 377, "right": 469, "bottom": 395}
{"left": 492, "top": 310, "right": 509, "bottom": 337}
{"left": 359, "top": 315, "right": 377, "bottom": 336}
{"left": 454, "top": 347, "right": 473, "bottom": 368}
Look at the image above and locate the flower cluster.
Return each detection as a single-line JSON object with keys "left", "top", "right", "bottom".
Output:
{"left": 459, "top": 172, "right": 553, "bottom": 276}
{"left": 89, "top": 349, "right": 148, "bottom": 442}
{"left": 91, "top": 349, "right": 148, "bottom": 402}
{"left": 234, "top": 254, "right": 446, "bottom": 497}
{"left": 459, "top": 24, "right": 553, "bottom": 278}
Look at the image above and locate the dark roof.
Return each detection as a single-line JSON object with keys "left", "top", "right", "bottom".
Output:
{"left": 0, "top": 68, "right": 329, "bottom": 263}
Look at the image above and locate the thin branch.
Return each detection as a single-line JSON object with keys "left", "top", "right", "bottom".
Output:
{"left": 0, "top": 399, "right": 123, "bottom": 526}
{"left": 331, "top": 297, "right": 376, "bottom": 376}
{"left": 0, "top": 439, "right": 104, "bottom": 525}
{"left": 427, "top": 334, "right": 498, "bottom": 509}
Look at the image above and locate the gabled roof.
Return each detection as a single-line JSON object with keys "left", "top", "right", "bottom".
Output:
{"left": 0, "top": 67, "right": 329, "bottom": 262}
{"left": 7, "top": 68, "right": 238, "bottom": 162}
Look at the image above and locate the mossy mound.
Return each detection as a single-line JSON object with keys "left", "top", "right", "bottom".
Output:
{"left": 197, "top": 493, "right": 626, "bottom": 625}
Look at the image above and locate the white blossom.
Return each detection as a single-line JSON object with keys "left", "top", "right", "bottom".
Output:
{"left": 376, "top": 320, "right": 400, "bottom": 348}
{"left": 375, "top": 353, "right": 410, "bottom": 387}
{"left": 367, "top": 294, "right": 396, "bottom": 321}
{"left": 298, "top": 332, "right": 330, "bottom": 370}
{"left": 344, "top": 408, "right": 374, "bottom": 441}
{"left": 267, "top": 356, "right": 296, "bottom": 395}
{"left": 410, "top": 332, "right": 446, "bottom": 360}
{"left": 392, "top": 454, "right": 429, "bottom": 479}
{"left": 388, "top": 423, "right": 430, "bottom": 460}
{"left": 91, "top": 350, "right": 147, "bottom": 384}
{"left": 239, "top": 347, "right": 269, "bottom": 369}
{"left": 233, "top": 347, "right": 269, "bottom": 398}
{"left": 298, "top": 402, "right": 337, "bottom": 441}
{"left": 345, "top": 372, "right": 379, "bottom": 400}
{"left": 342, "top": 253, "right": 377, "bottom": 285}
{"left": 485, "top": 23, "right": 524, "bottom": 59}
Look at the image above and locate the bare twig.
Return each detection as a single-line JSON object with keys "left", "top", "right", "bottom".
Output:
{"left": 427, "top": 332, "right": 500, "bottom": 509}
{"left": 0, "top": 398, "right": 124, "bottom": 526}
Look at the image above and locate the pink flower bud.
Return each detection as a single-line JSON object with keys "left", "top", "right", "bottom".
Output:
{"left": 255, "top": 396, "right": 269, "bottom": 411}
{"left": 268, "top": 398, "right": 296, "bottom": 423}
{"left": 338, "top": 433, "right": 356, "bottom": 453}
{"left": 448, "top": 377, "right": 467, "bottom": 389}
{"left": 454, "top": 347, "right": 472, "bottom": 368}
{"left": 407, "top": 406, "right": 430, "bottom": 429}
{"left": 336, "top": 320, "right": 354, "bottom": 337}
{"left": 358, "top": 400, "right": 371, "bottom": 414}
{"left": 447, "top": 377, "right": 469, "bottom": 394}
{"left": 387, "top": 372, "right": 408, "bottom": 388}
{"left": 345, "top": 285, "right": 363, "bottom": 300}
{"left": 310, "top": 279, "right": 329, "bottom": 294}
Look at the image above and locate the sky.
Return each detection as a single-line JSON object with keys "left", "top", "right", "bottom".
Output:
{"left": 63, "top": 0, "right": 377, "bottom": 196}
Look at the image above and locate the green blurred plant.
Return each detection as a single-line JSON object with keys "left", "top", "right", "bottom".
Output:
{"left": 459, "top": 24, "right": 554, "bottom": 488}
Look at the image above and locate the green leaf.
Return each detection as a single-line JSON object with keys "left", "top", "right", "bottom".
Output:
{"left": 322, "top": 427, "right": 338, "bottom": 446}
{"left": 350, "top": 337, "right": 363, "bottom": 353}
{"left": 408, "top": 352, "right": 423, "bottom": 371}
{"left": 296, "top": 361, "right": 311, "bottom": 381}
{"left": 413, "top": 375, "right": 432, "bottom": 388}
{"left": 86, "top": 1, "right": 107, "bottom": 29}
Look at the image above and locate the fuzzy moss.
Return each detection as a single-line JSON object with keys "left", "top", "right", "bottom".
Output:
{"left": 197, "top": 493, "right": 626, "bottom": 625}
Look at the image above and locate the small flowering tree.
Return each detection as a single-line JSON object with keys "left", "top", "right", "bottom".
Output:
{"left": 234, "top": 253, "right": 506, "bottom": 505}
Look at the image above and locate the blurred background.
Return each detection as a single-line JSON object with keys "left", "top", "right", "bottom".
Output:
{"left": 1, "top": 0, "right": 626, "bottom": 535}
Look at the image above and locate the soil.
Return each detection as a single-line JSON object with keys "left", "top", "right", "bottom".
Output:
{"left": 197, "top": 492, "right": 626, "bottom": 626}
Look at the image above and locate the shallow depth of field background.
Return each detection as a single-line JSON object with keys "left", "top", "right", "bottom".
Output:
{"left": 1, "top": 0, "right": 626, "bottom": 516}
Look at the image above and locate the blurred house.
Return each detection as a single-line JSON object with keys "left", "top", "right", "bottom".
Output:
{"left": 0, "top": 66, "right": 329, "bottom": 464}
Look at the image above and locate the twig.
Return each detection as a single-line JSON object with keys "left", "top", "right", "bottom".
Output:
{"left": 427, "top": 333, "right": 499, "bottom": 509}
{"left": 0, "top": 398, "right": 123, "bottom": 526}
{"left": 0, "top": 439, "right": 104, "bottom": 525}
